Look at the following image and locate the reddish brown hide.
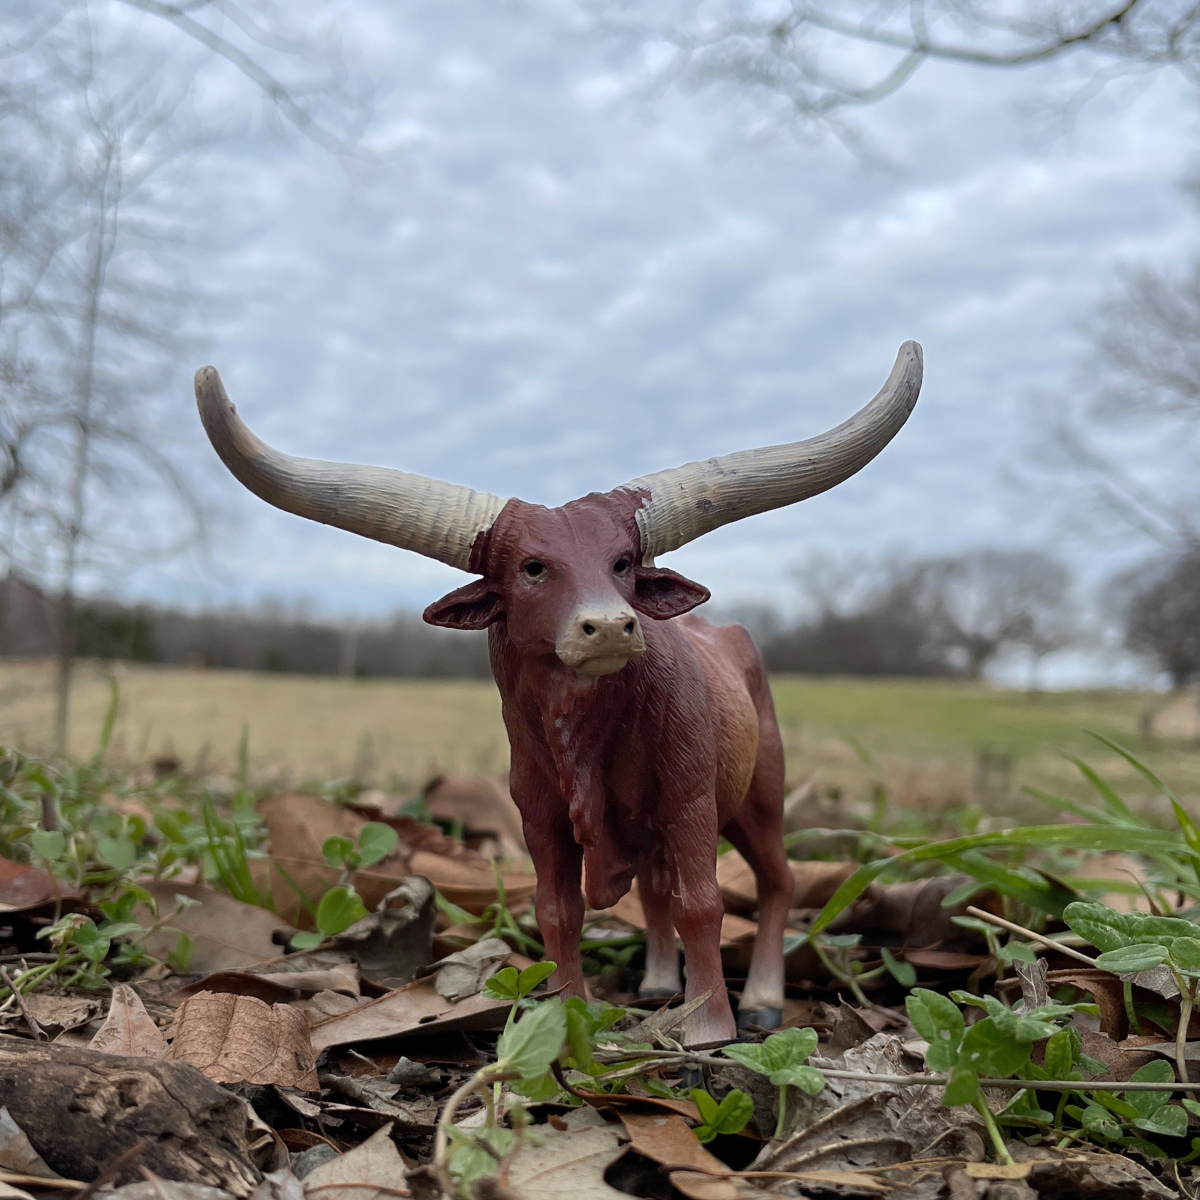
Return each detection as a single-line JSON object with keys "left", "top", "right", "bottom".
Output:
{"left": 425, "top": 493, "right": 792, "bottom": 1044}
{"left": 193, "top": 342, "right": 923, "bottom": 1046}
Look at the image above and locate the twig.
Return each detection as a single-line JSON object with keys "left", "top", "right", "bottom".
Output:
{"left": 0, "top": 1172, "right": 86, "bottom": 1191}
{"left": 964, "top": 906, "right": 1098, "bottom": 967}
{"left": 0, "top": 966, "right": 46, "bottom": 1040}
{"left": 75, "top": 1140, "right": 147, "bottom": 1200}
{"left": 306, "top": 1188, "right": 412, "bottom": 1197}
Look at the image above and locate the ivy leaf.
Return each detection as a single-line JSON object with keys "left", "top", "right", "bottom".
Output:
{"left": 1043, "top": 1029, "right": 1079, "bottom": 1081}
{"left": 357, "top": 822, "right": 398, "bottom": 868}
{"left": 30, "top": 830, "right": 65, "bottom": 861}
{"left": 1063, "top": 902, "right": 1134, "bottom": 953}
{"left": 510, "top": 1072, "right": 563, "bottom": 1102}
{"left": 1134, "top": 1105, "right": 1188, "bottom": 1139}
{"left": 942, "top": 1062, "right": 983, "bottom": 1108}
{"left": 315, "top": 886, "right": 368, "bottom": 936}
{"left": 1168, "top": 937, "right": 1200, "bottom": 977}
{"left": 482, "top": 967, "right": 521, "bottom": 1001}
{"left": 97, "top": 836, "right": 137, "bottom": 871}
{"left": 906, "top": 989, "right": 964, "bottom": 1072}
{"left": 689, "top": 1088, "right": 754, "bottom": 1142}
{"left": 957, "top": 1018, "right": 1031, "bottom": 1078}
{"left": 321, "top": 836, "right": 355, "bottom": 868}
{"left": 1124, "top": 1059, "right": 1175, "bottom": 1119}
{"left": 769, "top": 1064, "right": 825, "bottom": 1095}
{"left": 496, "top": 997, "right": 567, "bottom": 1079}
{"left": 721, "top": 1027, "right": 818, "bottom": 1078}
{"left": 1095, "top": 944, "right": 1169, "bottom": 974}
{"left": 881, "top": 947, "right": 916, "bottom": 987}
{"left": 517, "top": 962, "right": 557, "bottom": 995}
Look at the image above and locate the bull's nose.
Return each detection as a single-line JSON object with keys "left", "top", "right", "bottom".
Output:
{"left": 557, "top": 609, "right": 646, "bottom": 675}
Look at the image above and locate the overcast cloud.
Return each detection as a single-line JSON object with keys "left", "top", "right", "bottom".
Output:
{"left": 130, "top": 0, "right": 1200, "bottom": 624}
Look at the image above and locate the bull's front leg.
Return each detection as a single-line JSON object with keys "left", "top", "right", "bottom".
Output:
{"left": 667, "top": 800, "right": 737, "bottom": 1046}
{"left": 523, "top": 803, "right": 587, "bottom": 1000}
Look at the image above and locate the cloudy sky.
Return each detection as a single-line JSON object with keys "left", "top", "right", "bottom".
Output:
{"left": 129, "top": 0, "right": 1200, "bottom": 625}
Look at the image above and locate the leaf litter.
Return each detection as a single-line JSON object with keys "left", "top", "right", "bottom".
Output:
{"left": 7, "top": 764, "right": 1200, "bottom": 1200}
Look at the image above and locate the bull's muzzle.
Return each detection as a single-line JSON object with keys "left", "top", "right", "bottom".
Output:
{"left": 557, "top": 607, "right": 646, "bottom": 676}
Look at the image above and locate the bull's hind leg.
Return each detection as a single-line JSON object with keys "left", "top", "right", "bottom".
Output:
{"left": 637, "top": 864, "right": 681, "bottom": 999}
{"left": 723, "top": 709, "right": 791, "bottom": 1031}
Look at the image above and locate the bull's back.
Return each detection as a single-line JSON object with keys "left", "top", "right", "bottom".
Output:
{"left": 677, "top": 615, "right": 763, "bottom": 824}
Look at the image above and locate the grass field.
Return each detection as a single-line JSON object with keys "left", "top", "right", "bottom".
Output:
{"left": 0, "top": 658, "right": 1194, "bottom": 819}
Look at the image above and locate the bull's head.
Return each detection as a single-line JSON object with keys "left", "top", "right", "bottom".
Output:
{"left": 195, "top": 342, "right": 922, "bottom": 677}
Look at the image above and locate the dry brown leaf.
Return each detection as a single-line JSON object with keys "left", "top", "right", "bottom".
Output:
{"left": 0, "top": 861, "right": 82, "bottom": 914}
{"left": 300, "top": 1126, "right": 407, "bottom": 1200}
{"left": 575, "top": 1091, "right": 704, "bottom": 1124}
{"left": 604, "top": 884, "right": 780, "bottom": 949}
{"left": 136, "top": 882, "right": 290, "bottom": 973}
{"left": 166, "top": 991, "right": 318, "bottom": 1090}
{"left": 309, "top": 971, "right": 510, "bottom": 1053}
{"left": 407, "top": 851, "right": 535, "bottom": 916}
{"left": 1045, "top": 969, "right": 1130, "bottom": 1040}
{"left": 716, "top": 851, "right": 854, "bottom": 914}
{"left": 616, "top": 1111, "right": 739, "bottom": 1200}
{"left": 21, "top": 995, "right": 98, "bottom": 1035}
{"left": 422, "top": 775, "right": 527, "bottom": 851}
{"left": 89, "top": 985, "right": 167, "bottom": 1058}
{"left": 0, "top": 1109, "right": 62, "bottom": 1180}
{"left": 505, "top": 1108, "right": 628, "bottom": 1200}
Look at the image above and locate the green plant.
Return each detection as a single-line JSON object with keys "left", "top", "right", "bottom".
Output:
{"left": 906, "top": 987, "right": 1091, "bottom": 1164}
{"left": 289, "top": 822, "right": 400, "bottom": 949}
{"left": 1064, "top": 900, "right": 1200, "bottom": 1084}
{"left": 721, "top": 1026, "right": 825, "bottom": 1139}
{"left": 689, "top": 1088, "right": 754, "bottom": 1142}
{"left": 483, "top": 962, "right": 557, "bottom": 1030}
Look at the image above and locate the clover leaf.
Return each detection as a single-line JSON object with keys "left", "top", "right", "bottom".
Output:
{"left": 690, "top": 1088, "right": 755, "bottom": 1143}
{"left": 721, "top": 1026, "right": 823, "bottom": 1139}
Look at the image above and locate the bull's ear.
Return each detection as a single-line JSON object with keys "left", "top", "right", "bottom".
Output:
{"left": 423, "top": 579, "right": 504, "bottom": 630}
{"left": 632, "top": 567, "right": 710, "bottom": 620}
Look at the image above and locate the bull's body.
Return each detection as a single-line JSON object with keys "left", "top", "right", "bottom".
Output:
{"left": 496, "top": 609, "right": 791, "bottom": 1044}
{"left": 194, "top": 342, "right": 923, "bottom": 1046}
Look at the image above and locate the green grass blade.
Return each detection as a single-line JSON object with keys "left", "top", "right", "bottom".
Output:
{"left": 1022, "top": 784, "right": 1125, "bottom": 827}
{"left": 809, "top": 858, "right": 896, "bottom": 937}
{"left": 272, "top": 861, "right": 318, "bottom": 917}
{"left": 92, "top": 677, "right": 120, "bottom": 768}
{"left": 1070, "top": 758, "right": 1138, "bottom": 823}
{"left": 1086, "top": 731, "right": 1180, "bottom": 804}
{"left": 946, "top": 850, "right": 1077, "bottom": 918}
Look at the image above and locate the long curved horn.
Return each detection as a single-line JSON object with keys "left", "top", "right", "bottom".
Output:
{"left": 195, "top": 367, "right": 508, "bottom": 571}
{"left": 621, "top": 341, "right": 922, "bottom": 562}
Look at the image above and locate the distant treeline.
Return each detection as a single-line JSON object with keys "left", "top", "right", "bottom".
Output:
{"left": 0, "top": 575, "right": 491, "bottom": 679}
{"left": 2, "top": 542, "right": 1193, "bottom": 685}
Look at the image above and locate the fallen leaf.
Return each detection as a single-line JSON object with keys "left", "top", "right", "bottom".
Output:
{"left": 309, "top": 972, "right": 511, "bottom": 1053}
{"left": 319, "top": 1074, "right": 436, "bottom": 1130}
{"left": 89, "top": 985, "right": 167, "bottom": 1058}
{"left": 300, "top": 1126, "right": 407, "bottom": 1200}
{"left": 826, "top": 875, "right": 998, "bottom": 951}
{"left": 1045, "top": 969, "right": 1130, "bottom": 1039}
{"left": 435, "top": 938, "right": 511, "bottom": 1000}
{"left": 575, "top": 1092, "right": 703, "bottom": 1124}
{"left": 21, "top": 995, "right": 98, "bottom": 1035}
{"left": 247, "top": 1169, "right": 305, "bottom": 1200}
{"left": 0, "top": 1110, "right": 61, "bottom": 1180}
{"left": 776, "top": 1171, "right": 889, "bottom": 1195}
{"left": 1011, "top": 1145, "right": 1175, "bottom": 1199}
{"left": 902, "top": 949, "right": 988, "bottom": 971}
{"left": 0, "top": 862, "right": 81, "bottom": 914}
{"left": 108, "top": 1177, "right": 234, "bottom": 1200}
{"left": 166, "top": 991, "right": 318, "bottom": 1090}
{"left": 422, "top": 775, "right": 527, "bottom": 851}
{"left": 505, "top": 1108, "right": 628, "bottom": 1200}
{"left": 606, "top": 886, "right": 765, "bottom": 948}
{"left": 715, "top": 851, "right": 855, "bottom": 915}
{"left": 965, "top": 1162, "right": 1030, "bottom": 1180}
{"left": 173, "top": 964, "right": 360, "bottom": 1005}
{"left": 408, "top": 851, "right": 535, "bottom": 916}
{"left": 297, "top": 992, "right": 362, "bottom": 1025}
{"left": 616, "top": 1111, "right": 738, "bottom": 1200}
{"left": 136, "top": 883, "right": 291, "bottom": 973}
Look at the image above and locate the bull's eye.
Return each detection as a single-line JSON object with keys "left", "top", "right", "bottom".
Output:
{"left": 613, "top": 557, "right": 630, "bottom": 574}
{"left": 523, "top": 560, "right": 545, "bottom": 578}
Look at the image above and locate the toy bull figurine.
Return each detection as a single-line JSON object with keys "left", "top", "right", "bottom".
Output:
{"left": 196, "top": 341, "right": 922, "bottom": 1045}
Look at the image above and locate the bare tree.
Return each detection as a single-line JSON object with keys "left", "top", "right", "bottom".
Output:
{"left": 1117, "top": 551, "right": 1200, "bottom": 689}
{"left": 0, "top": 3, "right": 372, "bottom": 769}
{"left": 596, "top": 1, "right": 1200, "bottom": 146}
{"left": 905, "top": 548, "right": 1076, "bottom": 681}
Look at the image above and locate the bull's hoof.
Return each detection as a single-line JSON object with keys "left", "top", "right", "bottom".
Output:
{"left": 677, "top": 1065, "right": 704, "bottom": 1091}
{"left": 737, "top": 1007, "right": 783, "bottom": 1033}
{"left": 636, "top": 988, "right": 680, "bottom": 1001}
